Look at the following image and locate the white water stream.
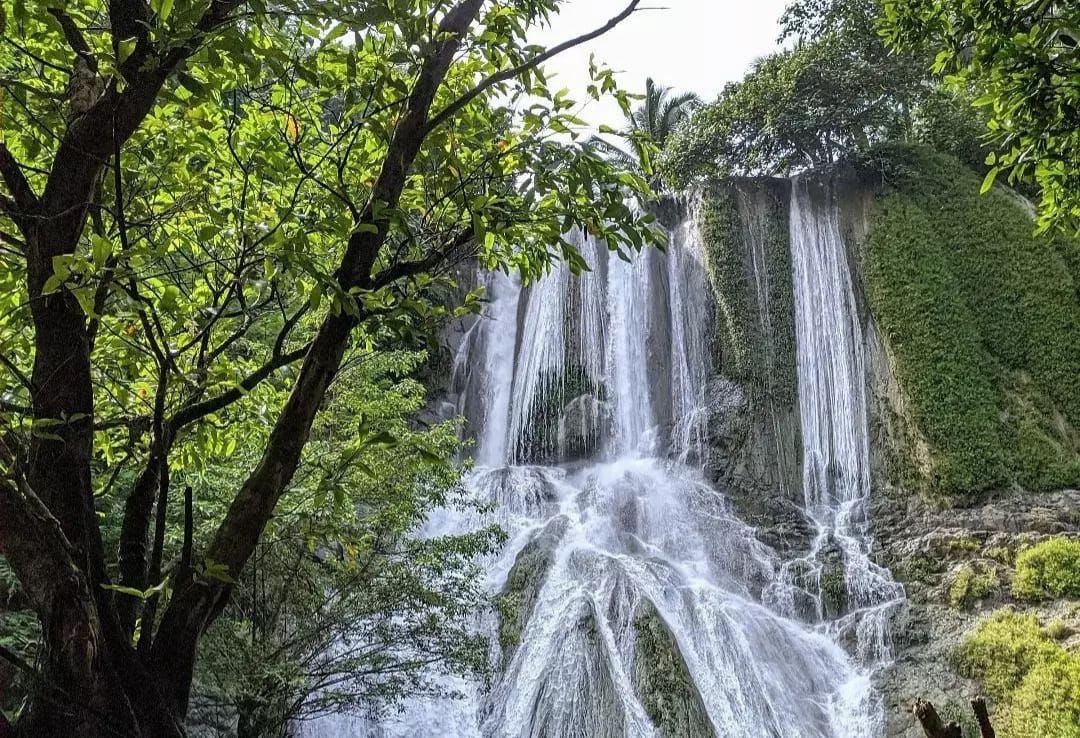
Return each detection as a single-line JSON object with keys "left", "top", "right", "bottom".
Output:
{"left": 305, "top": 184, "right": 904, "bottom": 737}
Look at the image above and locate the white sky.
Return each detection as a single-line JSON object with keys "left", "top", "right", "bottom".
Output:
{"left": 531, "top": 0, "right": 790, "bottom": 129}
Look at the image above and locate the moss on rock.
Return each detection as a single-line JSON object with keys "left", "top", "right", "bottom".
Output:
{"left": 1013, "top": 537, "right": 1080, "bottom": 601}
{"left": 697, "top": 181, "right": 796, "bottom": 406}
{"left": 495, "top": 516, "right": 568, "bottom": 663}
{"left": 946, "top": 562, "right": 999, "bottom": 611}
{"left": 955, "top": 609, "right": 1080, "bottom": 738}
{"left": 863, "top": 144, "right": 1080, "bottom": 499}
{"left": 631, "top": 600, "right": 716, "bottom": 738}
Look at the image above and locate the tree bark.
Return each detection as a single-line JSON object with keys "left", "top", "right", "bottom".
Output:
{"left": 914, "top": 697, "right": 997, "bottom": 738}
{"left": 972, "top": 697, "right": 996, "bottom": 738}
{"left": 0, "top": 2, "right": 247, "bottom": 733}
{"left": 0, "top": 0, "right": 643, "bottom": 731}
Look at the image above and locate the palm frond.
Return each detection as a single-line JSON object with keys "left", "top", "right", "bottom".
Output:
{"left": 585, "top": 136, "right": 638, "bottom": 168}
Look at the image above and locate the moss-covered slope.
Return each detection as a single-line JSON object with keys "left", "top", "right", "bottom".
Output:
{"left": 863, "top": 145, "right": 1080, "bottom": 500}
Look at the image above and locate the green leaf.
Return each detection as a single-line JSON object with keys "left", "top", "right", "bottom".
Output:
{"left": 118, "top": 37, "right": 137, "bottom": 64}
{"left": 981, "top": 166, "right": 1000, "bottom": 194}
{"left": 91, "top": 234, "right": 113, "bottom": 267}
{"left": 159, "top": 285, "right": 181, "bottom": 311}
{"left": 177, "top": 72, "right": 206, "bottom": 96}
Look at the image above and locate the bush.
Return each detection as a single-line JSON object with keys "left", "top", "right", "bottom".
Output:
{"left": 954, "top": 610, "right": 1060, "bottom": 699}
{"left": 947, "top": 563, "right": 998, "bottom": 610}
{"left": 956, "top": 609, "right": 1080, "bottom": 738}
{"left": 1014, "top": 538, "right": 1080, "bottom": 600}
{"left": 1008, "top": 654, "right": 1080, "bottom": 738}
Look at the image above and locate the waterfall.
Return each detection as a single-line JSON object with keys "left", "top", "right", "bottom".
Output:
{"left": 785, "top": 177, "right": 905, "bottom": 669}
{"left": 303, "top": 193, "right": 904, "bottom": 737}
{"left": 475, "top": 270, "right": 523, "bottom": 467}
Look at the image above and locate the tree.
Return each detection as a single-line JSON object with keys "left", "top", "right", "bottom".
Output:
{"left": 589, "top": 77, "right": 700, "bottom": 186}
{"left": 659, "top": 0, "right": 993, "bottom": 188}
{"left": 881, "top": 0, "right": 1080, "bottom": 236}
{"left": 0, "top": 1, "right": 658, "bottom": 734}
{"left": 660, "top": 32, "right": 925, "bottom": 186}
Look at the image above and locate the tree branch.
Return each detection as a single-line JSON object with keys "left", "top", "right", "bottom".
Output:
{"left": 424, "top": 0, "right": 643, "bottom": 135}
{"left": 150, "top": 0, "right": 488, "bottom": 713}
{"left": 369, "top": 227, "right": 475, "bottom": 289}
{"left": 47, "top": 8, "right": 98, "bottom": 72}
{"left": 0, "top": 473, "right": 100, "bottom": 688}
{"left": 169, "top": 343, "right": 311, "bottom": 430}
{"left": 971, "top": 697, "right": 995, "bottom": 738}
{"left": 0, "top": 143, "right": 38, "bottom": 228}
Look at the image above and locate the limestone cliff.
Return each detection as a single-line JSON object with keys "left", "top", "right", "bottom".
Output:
{"left": 697, "top": 145, "right": 1080, "bottom": 737}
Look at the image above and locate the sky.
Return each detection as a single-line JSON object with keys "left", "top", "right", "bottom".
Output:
{"left": 530, "top": 0, "right": 791, "bottom": 130}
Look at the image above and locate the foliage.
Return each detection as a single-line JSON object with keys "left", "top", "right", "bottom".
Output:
{"left": 661, "top": 0, "right": 927, "bottom": 187}
{"left": 0, "top": 0, "right": 657, "bottom": 732}
{"left": 182, "top": 353, "right": 503, "bottom": 732}
{"left": 0, "top": 560, "right": 37, "bottom": 716}
{"left": 864, "top": 144, "right": 1080, "bottom": 498}
{"left": 1013, "top": 537, "right": 1080, "bottom": 601}
{"left": 1008, "top": 655, "right": 1080, "bottom": 738}
{"left": 881, "top": 0, "right": 1080, "bottom": 237}
{"left": 910, "top": 87, "right": 991, "bottom": 173}
{"left": 947, "top": 562, "right": 999, "bottom": 610}
{"left": 957, "top": 609, "right": 1080, "bottom": 738}
{"left": 588, "top": 78, "right": 701, "bottom": 188}
{"left": 954, "top": 610, "right": 1060, "bottom": 700}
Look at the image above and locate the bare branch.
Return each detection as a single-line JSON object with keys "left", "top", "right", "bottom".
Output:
{"left": 169, "top": 343, "right": 311, "bottom": 430}
{"left": 972, "top": 697, "right": 996, "bottom": 738}
{"left": 424, "top": 0, "right": 643, "bottom": 135}
{"left": 913, "top": 699, "right": 963, "bottom": 738}
{"left": 370, "top": 227, "right": 475, "bottom": 289}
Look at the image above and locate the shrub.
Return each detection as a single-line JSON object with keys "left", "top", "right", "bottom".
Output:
{"left": 1008, "top": 654, "right": 1080, "bottom": 738}
{"left": 947, "top": 563, "right": 998, "bottom": 610}
{"left": 956, "top": 609, "right": 1080, "bottom": 738}
{"left": 954, "top": 610, "right": 1060, "bottom": 699}
{"left": 1013, "top": 538, "right": 1080, "bottom": 600}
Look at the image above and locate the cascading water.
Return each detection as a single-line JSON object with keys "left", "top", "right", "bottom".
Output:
{"left": 780, "top": 179, "right": 905, "bottom": 670}
{"left": 305, "top": 188, "right": 905, "bottom": 737}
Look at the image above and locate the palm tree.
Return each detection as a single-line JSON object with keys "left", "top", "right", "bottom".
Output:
{"left": 589, "top": 78, "right": 702, "bottom": 183}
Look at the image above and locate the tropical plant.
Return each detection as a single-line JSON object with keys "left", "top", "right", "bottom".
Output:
{"left": 660, "top": 0, "right": 933, "bottom": 187}
{"left": 589, "top": 77, "right": 701, "bottom": 186}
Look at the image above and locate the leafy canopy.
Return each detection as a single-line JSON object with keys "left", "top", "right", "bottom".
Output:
{"left": 881, "top": 0, "right": 1080, "bottom": 236}
{"left": 660, "top": 0, "right": 928, "bottom": 185}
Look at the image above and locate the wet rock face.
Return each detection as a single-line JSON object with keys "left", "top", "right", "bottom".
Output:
{"left": 705, "top": 377, "right": 813, "bottom": 557}
{"left": 697, "top": 181, "right": 808, "bottom": 558}
{"left": 496, "top": 515, "right": 569, "bottom": 664}
{"left": 557, "top": 394, "right": 611, "bottom": 462}
{"left": 871, "top": 490, "right": 1080, "bottom": 738}
{"left": 631, "top": 600, "right": 716, "bottom": 738}
{"left": 817, "top": 536, "right": 848, "bottom": 620}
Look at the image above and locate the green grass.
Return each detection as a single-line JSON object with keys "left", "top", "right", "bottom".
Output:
{"left": 863, "top": 144, "right": 1080, "bottom": 499}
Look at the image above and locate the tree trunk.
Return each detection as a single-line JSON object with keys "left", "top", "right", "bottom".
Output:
{"left": 914, "top": 697, "right": 997, "bottom": 738}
